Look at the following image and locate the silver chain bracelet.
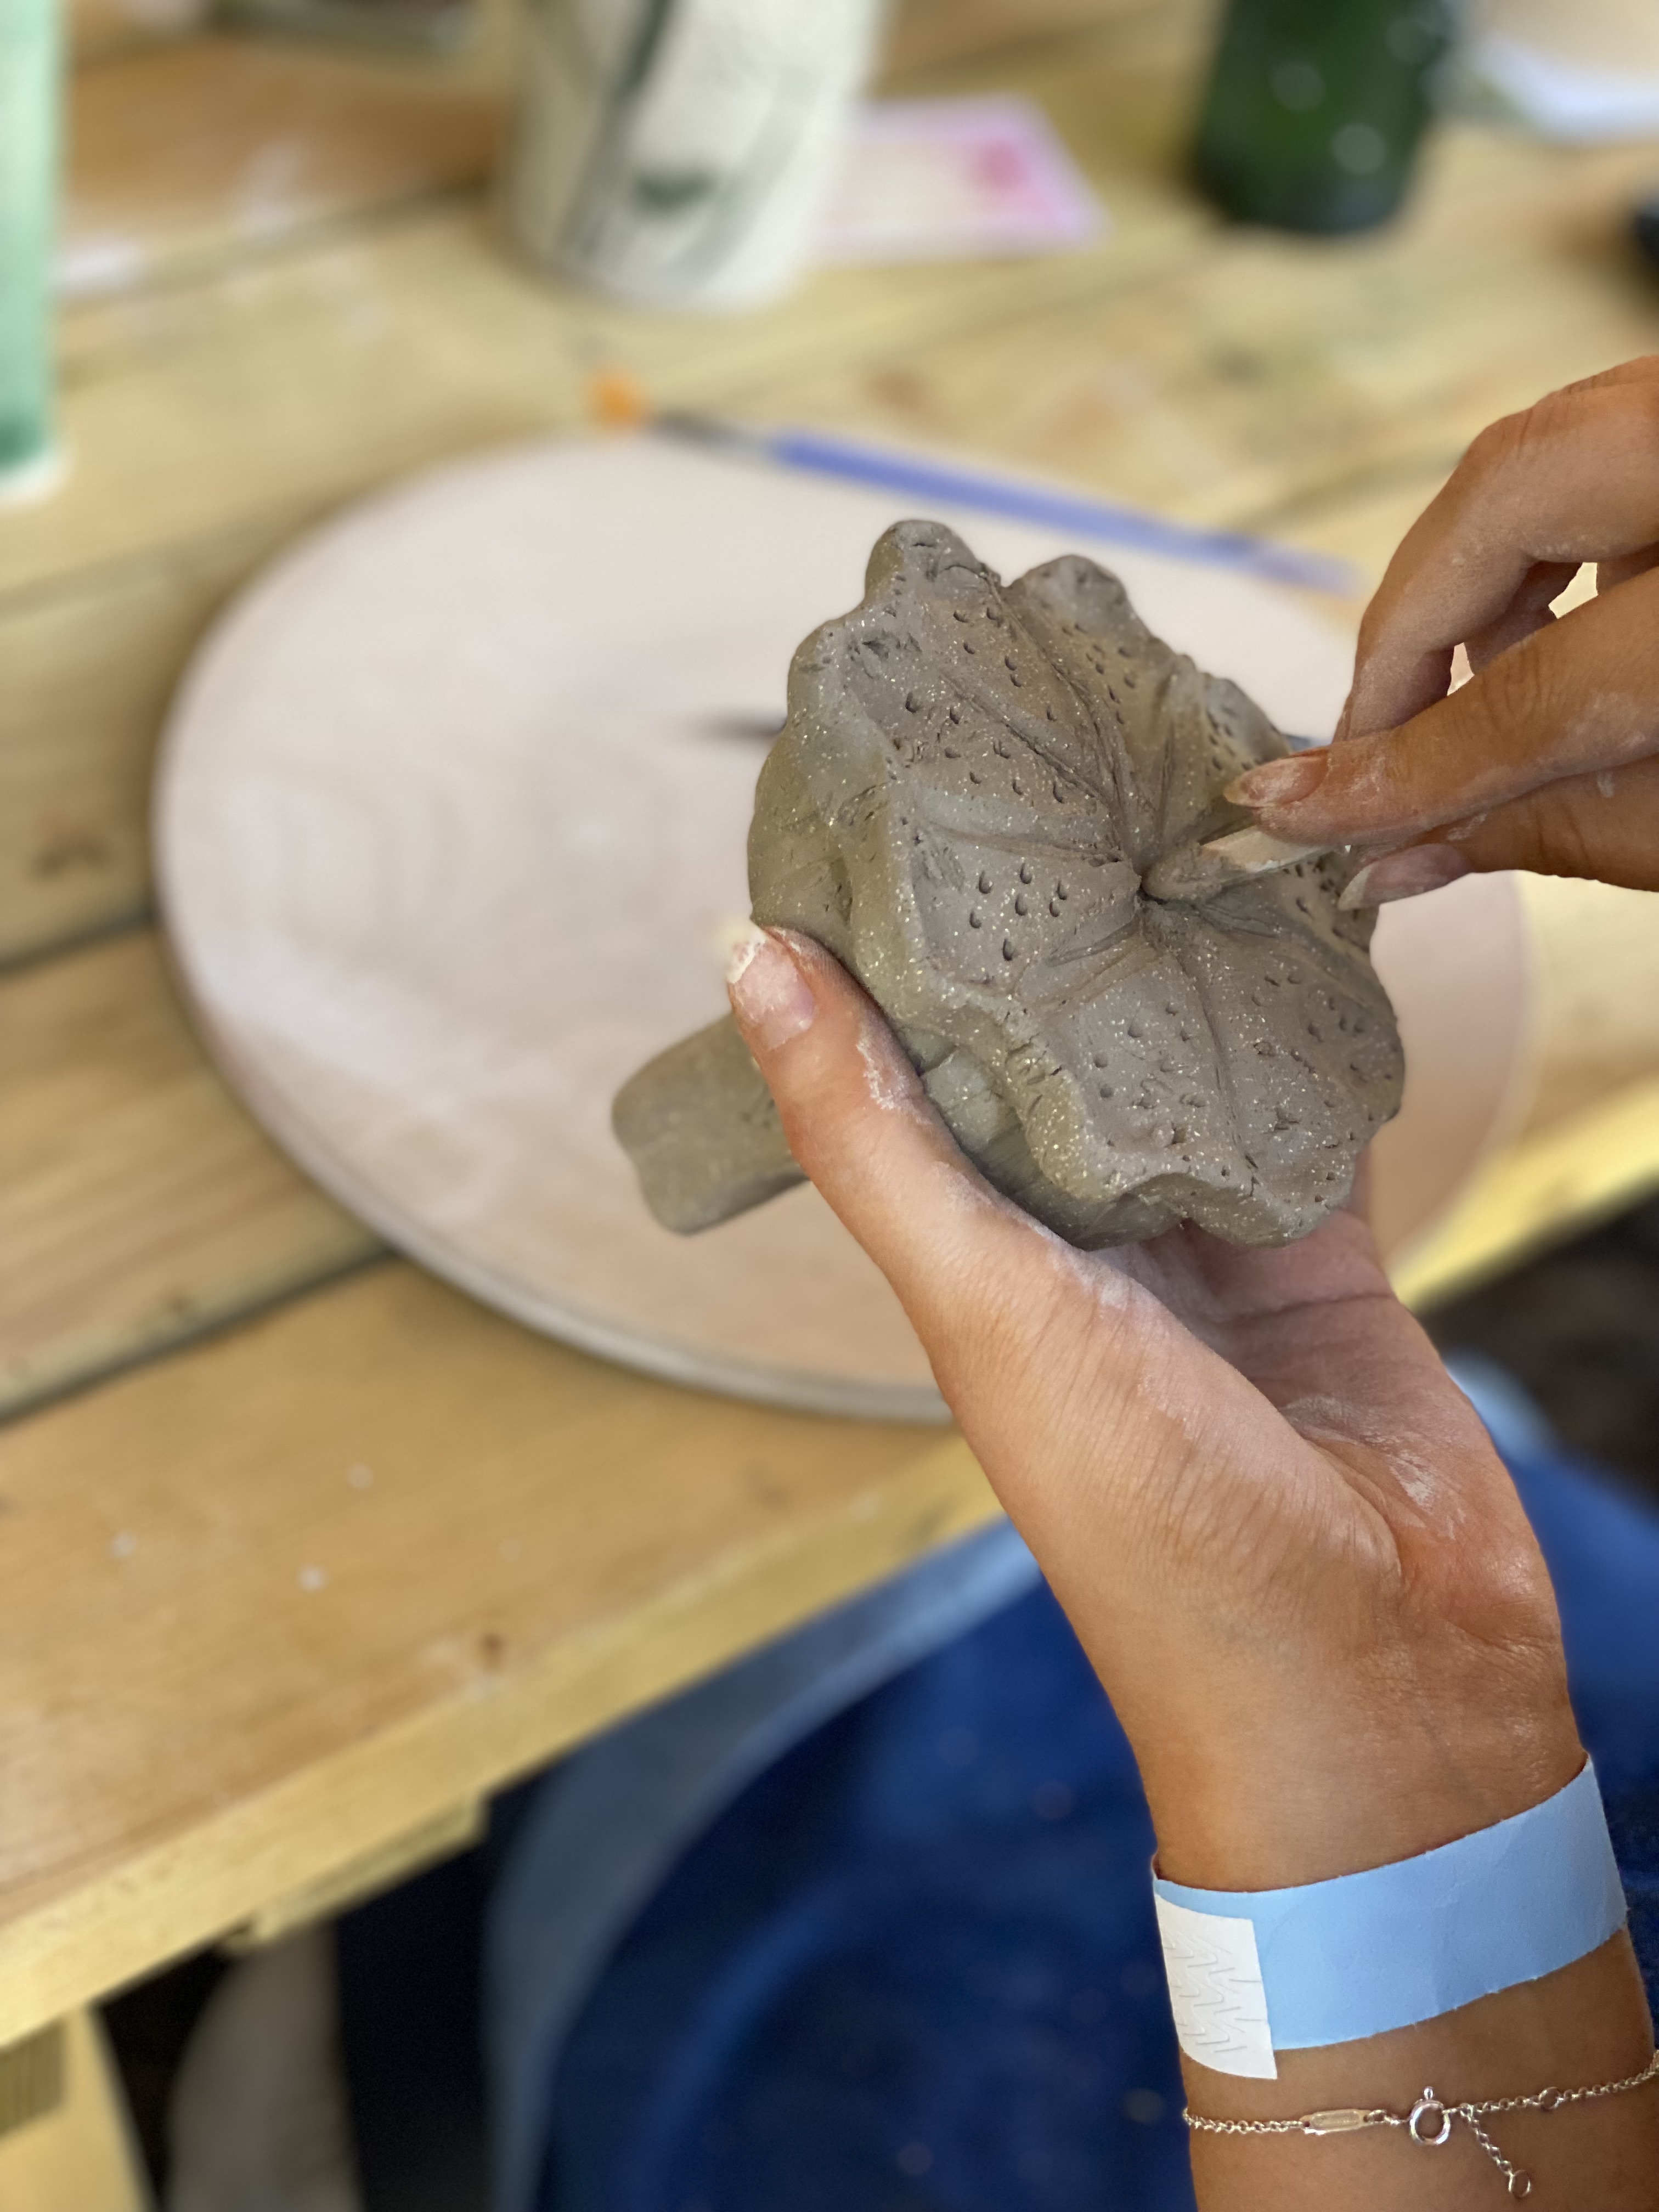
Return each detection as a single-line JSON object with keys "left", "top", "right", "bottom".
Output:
{"left": 1184, "top": 2047, "right": 1659, "bottom": 2199}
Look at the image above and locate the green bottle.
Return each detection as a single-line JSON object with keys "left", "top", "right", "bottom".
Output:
{"left": 1194, "top": 0, "right": 1452, "bottom": 234}
{"left": 0, "top": 0, "right": 61, "bottom": 496}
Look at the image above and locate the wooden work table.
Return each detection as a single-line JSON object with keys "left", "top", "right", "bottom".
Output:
{"left": 5, "top": 0, "right": 1659, "bottom": 2187}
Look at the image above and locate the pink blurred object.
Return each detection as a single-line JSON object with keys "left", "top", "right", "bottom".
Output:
{"left": 816, "top": 95, "right": 1106, "bottom": 264}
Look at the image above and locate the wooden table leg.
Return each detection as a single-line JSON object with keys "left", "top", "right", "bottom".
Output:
{"left": 0, "top": 2012, "right": 151, "bottom": 2212}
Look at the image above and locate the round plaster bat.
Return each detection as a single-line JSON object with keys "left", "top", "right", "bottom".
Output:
{"left": 614, "top": 520, "right": 1404, "bottom": 1247}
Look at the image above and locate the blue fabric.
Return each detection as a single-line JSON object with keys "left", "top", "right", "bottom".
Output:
{"left": 1505, "top": 1454, "right": 1659, "bottom": 1797}
{"left": 486, "top": 1523, "right": 1041, "bottom": 2212}
{"left": 538, "top": 1585, "right": 1190, "bottom": 2212}
{"left": 529, "top": 1430, "right": 1659, "bottom": 2212}
{"left": 1606, "top": 1779, "right": 1659, "bottom": 2019}
{"left": 1500, "top": 1442, "right": 1659, "bottom": 2008}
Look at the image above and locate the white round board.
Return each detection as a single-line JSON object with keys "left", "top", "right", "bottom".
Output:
{"left": 156, "top": 435, "right": 1530, "bottom": 1420}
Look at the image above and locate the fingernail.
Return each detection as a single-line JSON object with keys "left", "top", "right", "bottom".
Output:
{"left": 1338, "top": 847, "right": 1471, "bottom": 912}
{"left": 1224, "top": 753, "right": 1330, "bottom": 810}
{"left": 726, "top": 921, "right": 817, "bottom": 1049}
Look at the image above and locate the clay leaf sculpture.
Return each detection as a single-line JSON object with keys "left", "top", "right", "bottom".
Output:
{"left": 614, "top": 520, "right": 1403, "bottom": 1248}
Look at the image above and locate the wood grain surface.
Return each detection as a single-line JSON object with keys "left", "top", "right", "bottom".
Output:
{"left": 0, "top": 1267, "right": 995, "bottom": 2044}
{"left": 62, "top": 35, "right": 503, "bottom": 298}
{"left": 5, "top": 0, "right": 1659, "bottom": 2050}
{"left": 0, "top": 932, "right": 375, "bottom": 1420}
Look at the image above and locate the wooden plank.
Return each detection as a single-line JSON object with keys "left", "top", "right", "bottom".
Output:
{"left": 69, "top": 0, "right": 205, "bottom": 69}
{"left": 0, "top": 1264, "right": 997, "bottom": 2045}
{"left": 66, "top": 0, "right": 1161, "bottom": 84}
{"left": 1515, "top": 876, "right": 1659, "bottom": 1137}
{"left": 883, "top": 0, "right": 1175, "bottom": 80}
{"left": 18, "top": 19, "right": 1231, "bottom": 611}
{"left": 61, "top": 34, "right": 504, "bottom": 300}
{"left": 30, "top": 210, "right": 582, "bottom": 605}
{"left": 31, "top": 26, "right": 1659, "bottom": 613}
{"left": 53, "top": 4, "right": 1202, "bottom": 314}
{"left": 0, "top": 930, "right": 376, "bottom": 1418}
{"left": 0, "top": 2025, "right": 62, "bottom": 2141}
{"left": 1395, "top": 1076, "right": 1659, "bottom": 1310}
{"left": 743, "top": 129, "right": 1659, "bottom": 607}
{"left": 22, "top": 217, "right": 1190, "bottom": 611}
{"left": 221, "top": 1797, "right": 484, "bottom": 1950}
{"left": 0, "top": 518, "right": 299, "bottom": 964}
{"left": 23, "top": 228, "right": 1187, "bottom": 612}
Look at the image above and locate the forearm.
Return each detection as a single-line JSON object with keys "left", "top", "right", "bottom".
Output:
{"left": 1184, "top": 1936, "right": 1659, "bottom": 2208}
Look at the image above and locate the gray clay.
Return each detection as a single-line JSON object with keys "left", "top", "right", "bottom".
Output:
{"left": 614, "top": 520, "right": 1403, "bottom": 1248}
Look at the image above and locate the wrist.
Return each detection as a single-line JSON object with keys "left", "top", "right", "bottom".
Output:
{"left": 1137, "top": 1665, "right": 1584, "bottom": 1892}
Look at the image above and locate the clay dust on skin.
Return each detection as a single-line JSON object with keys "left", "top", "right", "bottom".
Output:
{"left": 1278, "top": 1391, "right": 1477, "bottom": 1529}
{"left": 917, "top": 1148, "right": 1139, "bottom": 1319}
{"left": 724, "top": 921, "right": 816, "bottom": 1047}
{"left": 726, "top": 921, "right": 768, "bottom": 990}
{"left": 1541, "top": 689, "right": 1659, "bottom": 778}
{"left": 855, "top": 1006, "right": 931, "bottom": 1123}
{"left": 1342, "top": 634, "right": 1455, "bottom": 740}
{"left": 741, "top": 929, "right": 936, "bottom": 1127}
{"left": 993, "top": 1193, "right": 1230, "bottom": 1466}
{"left": 918, "top": 1158, "right": 1190, "bottom": 1479}
{"left": 1324, "top": 685, "right": 1656, "bottom": 841}
{"left": 1019, "top": 1206, "right": 1149, "bottom": 1324}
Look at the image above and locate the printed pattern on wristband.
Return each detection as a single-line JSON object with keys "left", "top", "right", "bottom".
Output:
{"left": 1153, "top": 1897, "right": 1276, "bottom": 2079}
{"left": 1154, "top": 1762, "right": 1628, "bottom": 2079}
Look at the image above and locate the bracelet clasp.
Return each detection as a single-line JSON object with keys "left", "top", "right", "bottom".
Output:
{"left": 1409, "top": 2089, "right": 1454, "bottom": 2148}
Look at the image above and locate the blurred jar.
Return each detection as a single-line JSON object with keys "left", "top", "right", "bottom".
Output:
{"left": 0, "top": 0, "right": 60, "bottom": 496}
{"left": 1195, "top": 0, "right": 1453, "bottom": 234}
{"left": 504, "top": 0, "right": 885, "bottom": 312}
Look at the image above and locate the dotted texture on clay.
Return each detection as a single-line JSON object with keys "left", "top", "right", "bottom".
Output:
{"left": 748, "top": 520, "right": 1403, "bottom": 1248}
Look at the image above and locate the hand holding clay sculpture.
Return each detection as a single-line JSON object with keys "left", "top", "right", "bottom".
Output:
{"left": 614, "top": 520, "right": 1403, "bottom": 1247}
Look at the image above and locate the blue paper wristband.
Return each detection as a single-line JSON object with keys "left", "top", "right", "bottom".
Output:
{"left": 1153, "top": 1762, "right": 1628, "bottom": 2079}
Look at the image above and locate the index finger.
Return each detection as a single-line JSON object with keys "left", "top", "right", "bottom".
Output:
{"left": 1231, "top": 558, "right": 1659, "bottom": 847}
{"left": 1344, "top": 359, "right": 1659, "bottom": 741}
